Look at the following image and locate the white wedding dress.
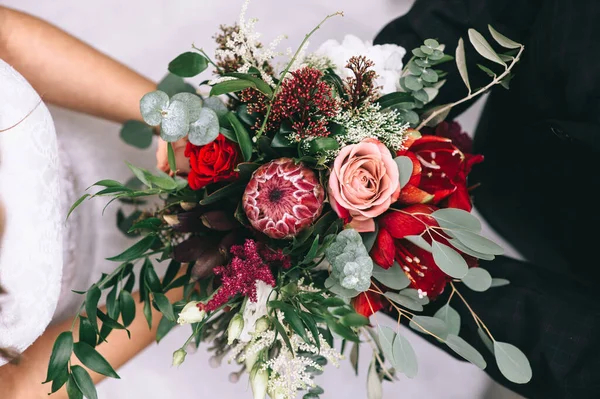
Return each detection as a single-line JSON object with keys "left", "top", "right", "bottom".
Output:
{"left": 0, "top": 1, "right": 523, "bottom": 398}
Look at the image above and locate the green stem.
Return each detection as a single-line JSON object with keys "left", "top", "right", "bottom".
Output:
{"left": 192, "top": 44, "right": 223, "bottom": 74}
{"left": 255, "top": 11, "right": 343, "bottom": 139}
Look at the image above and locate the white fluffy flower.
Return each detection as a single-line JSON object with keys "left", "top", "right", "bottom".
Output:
{"left": 239, "top": 280, "right": 274, "bottom": 342}
{"left": 315, "top": 34, "right": 406, "bottom": 94}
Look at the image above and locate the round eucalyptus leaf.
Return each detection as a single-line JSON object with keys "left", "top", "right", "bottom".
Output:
{"left": 404, "top": 235, "right": 432, "bottom": 252}
{"left": 394, "top": 156, "right": 414, "bottom": 189}
{"left": 450, "top": 230, "right": 504, "bottom": 255}
{"left": 171, "top": 93, "right": 203, "bottom": 122}
{"left": 413, "top": 89, "right": 429, "bottom": 103}
{"left": 428, "top": 49, "right": 444, "bottom": 61}
{"left": 404, "top": 75, "right": 423, "bottom": 91}
{"left": 377, "top": 326, "right": 396, "bottom": 368}
{"left": 434, "top": 304, "right": 461, "bottom": 336}
{"left": 384, "top": 292, "right": 423, "bottom": 312}
{"left": 494, "top": 342, "right": 532, "bottom": 384}
{"left": 414, "top": 58, "right": 431, "bottom": 68}
{"left": 448, "top": 238, "right": 495, "bottom": 261}
{"left": 412, "top": 48, "right": 426, "bottom": 58}
{"left": 188, "top": 107, "right": 220, "bottom": 146}
{"left": 445, "top": 334, "right": 487, "bottom": 369}
{"left": 367, "top": 357, "right": 383, "bottom": 399}
{"left": 160, "top": 100, "right": 189, "bottom": 142}
{"left": 423, "top": 87, "right": 439, "bottom": 102}
{"left": 424, "top": 39, "right": 440, "bottom": 49}
{"left": 431, "top": 240, "right": 469, "bottom": 278}
{"left": 409, "top": 315, "right": 448, "bottom": 340}
{"left": 203, "top": 96, "right": 229, "bottom": 118}
{"left": 421, "top": 68, "right": 439, "bottom": 83}
{"left": 407, "top": 61, "right": 423, "bottom": 76}
{"left": 392, "top": 333, "right": 418, "bottom": 378}
{"left": 371, "top": 262, "right": 410, "bottom": 290}
{"left": 140, "top": 90, "right": 169, "bottom": 126}
{"left": 432, "top": 208, "right": 482, "bottom": 232}
{"left": 420, "top": 45, "right": 434, "bottom": 55}
{"left": 119, "top": 120, "right": 154, "bottom": 149}
{"left": 462, "top": 267, "right": 492, "bottom": 292}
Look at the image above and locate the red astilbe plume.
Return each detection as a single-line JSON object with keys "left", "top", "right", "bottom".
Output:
{"left": 240, "top": 67, "right": 339, "bottom": 138}
{"left": 205, "top": 239, "right": 290, "bottom": 311}
{"left": 343, "top": 56, "right": 379, "bottom": 110}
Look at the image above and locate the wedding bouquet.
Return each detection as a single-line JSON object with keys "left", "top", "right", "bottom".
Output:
{"left": 46, "top": 2, "right": 531, "bottom": 398}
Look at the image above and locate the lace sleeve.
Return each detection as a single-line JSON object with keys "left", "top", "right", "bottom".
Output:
{"left": 0, "top": 59, "right": 64, "bottom": 366}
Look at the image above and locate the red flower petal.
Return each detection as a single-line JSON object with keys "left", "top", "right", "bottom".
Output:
{"left": 370, "top": 228, "right": 395, "bottom": 269}
{"left": 378, "top": 204, "right": 437, "bottom": 239}
{"left": 398, "top": 184, "right": 435, "bottom": 205}
{"left": 352, "top": 291, "right": 384, "bottom": 317}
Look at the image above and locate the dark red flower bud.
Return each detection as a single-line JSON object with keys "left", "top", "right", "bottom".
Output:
{"left": 201, "top": 210, "right": 239, "bottom": 231}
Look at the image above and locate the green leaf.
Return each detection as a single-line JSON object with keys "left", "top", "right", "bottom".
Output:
{"left": 431, "top": 240, "right": 469, "bottom": 278}
{"left": 143, "top": 299, "right": 153, "bottom": 329}
{"left": 377, "top": 326, "right": 396, "bottom": 365}
{"left": 85, "top": 286, "right": 101, "bottom": 332}
{"left": 307, "top": 137, "right": 339, "bottom": 154}
{"left": 156, "top": 315, "right": 177, "bottom": 343}
{"left": 302, "top": 235, "right": 320, "bottom": 264}
{"left": 146, "top": 174, "right": 177, "bottom": 191}
{"left": 393, "top": 333, "right": 418, "bottom": 378}
{"left": 409, "top": 315, "right": 448, "bottom": 339}
{"left": 424, "top": 39, "right": 440, "bottom": 48}
{"left": 371, "top": 263, "right": 410, "bottom": 290}
{"left": 488, "top": 25, "right": 521, "bottom": 49}
{"left": 477, "top": 327, "right": 495, "bottom": 354}
{"left": 367, "top": 356, "right": 383, "bottom": 399}
{"left": 412, "top": 89, "right": 429, "bottom": 103}
{"left": 97, "top": 310, "right": 128, "bottom": 331}
{"left": 445, "top": 334, "right": 487, "bottom": 369}
{"left": 384, "top": 292, "right": 423, "bottom": 312}
{"left": 45, "top": 331, "right": 73, "bottom": 382}
{"left": 394, "top": 156, "right": 414, "bottom": 189}
{"left": 66, "top": 194, "right": 91, "bottom": 220}
{"left": 477, "top": 64, "right": 496, "bottom": 77}
{"left": 448, "top": 238, "right": 495, "bottom": 261}
{"left": 468, "top": 29, "right": 506, "bottom": 67}
{"left": 376, "top": 91, "right": 414, "bottom": 109}
{"left": 434, "top": 304, "right": 461, "bottom": 336}
{"left": 168, "top": 52, "right": 208, "bottom": 77}
{"left": 162, "top": 260, "right": 182, "bottom": 289}
{"left": 404, "top": 75, "right": 423, "bottom": 91}
{"left": 66, "top": 374, "right": 83, "bottom": 399}
{"left": 361, "top": 225, "right": 379, "bottom": 253}
{"left": 106, "top": 236, "right": 156, "bottom": 262}
{"left": 226, "top": 113, "right": 253, "bottom": 161}
{"left": 322, "top": 297, "right": 346, "bottom": 307}
{"left": 328, "top": 320, "right": 360, "bottom": 342}
{"left": 340, "top": 313, "right": 370, "bottom": 328}
{"left": 140, "top": 90, "right": 169, "bottom": 126}
{"left": 431, "top": 208, "right": 482, "bottom": 233}
{"left": 71, "top": 365, "right": 98, "bottom": 399}
{"left": 167, "top": 142, "right": 176, "bottom": 173}
{"left": 494, "top": 342, "right": 532, "bottom": 383}
{"left": 126, "top": 162, "right": 152, "bottom": 187}
{"left": 200, "top": 182, "right": 245, "bottom": 205}
{"left": 456, "top": 38, "right": 471, "bottom": 92}
{"left": 78, "top": 317, "right": 97, "bottom": 348}
{"left": 73, "top": 342, "right": 120, "bottom": 379}
{"left": 154, "top": 293, "right": 176, "bottom": 322}
{"left": 159, "top": 100, "right": 189, "bottom": 142}
{"left": 120, "top": 120, "right": 154, "bottom": 149}
{"left": 421, "top": 68, "right": 438, "bottom": 83}
{"left": 491, "top": 278, "right": 510, "bottom": 287}
{"left": 272, "top": 316, "right": 294, "bottom": 353}
{"left": 144, "top": 260, "right": 162, "bottom": 293}
{"left": 157, "top": 73, "right": 196, "bottom": 97}
{"left": 449, "top": 230, "right": 504, "bottom": 255}
{"left": 404, "top": 235, "right": 432, "bottom": 252}
{"left": 210, "top": 79, "right": 255, "bottom": 96}
{"left": 119, "top": 291, "right": 136, "bottom": 327}
{"left": 420, "top": 104, "right": 451, "bottom": 128}
{"left": 128, "top": 217, "right": 162, "bottom": 233}
{"left": 462, "top": 267, "right": 492, "bottom": 292}
{"left": 399, "top": 288, "right": 430, "bottom": 305}
{"left": 189, "top": 107, "right": 220, "bottom": 146}
{"left": 271, "top": 131, "right": 295, "bottom": 148}
{"left": 223, "top": 72, "right": 273, "bottom": 97}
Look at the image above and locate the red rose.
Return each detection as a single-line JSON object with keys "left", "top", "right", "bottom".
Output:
{"left": 398, "top": 127, "right": 483, "bottom": 212}
{"left": 184, "top": 134, "right": 241, "bottom": 190}
{"left": 370, "top": 204, "right": 477, "bottom": 299}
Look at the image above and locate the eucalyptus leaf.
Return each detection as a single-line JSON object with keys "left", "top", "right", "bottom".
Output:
{"left": 171, "top": 92, "right": 203, "bottom": 122}
{"left": 399, "top": 288, "right": 430, "bottom": 305}
{"left": 168, "top": 52, "right": 208, "bottom": 77}
{"left": 431, "top": 208, "right": 482, "bottom": 232}
{"left": 120, "top": 120, "right": 154, "bottom": 149}
{"left": 468, "top": 29, "right": 506, "bottom": 67}
{"left": 384, "top": 292, "right": 423, "bottom": 312}
{"left": 325, "top": 277, "right": 360, "bottom": 299}
{"left": 393, "top": 333, "right": 418, "bottom": 378}
{"left": 404, "top": 235, "right": 432, "bottom": 252}
{"left": 160, "top": 100, "right": 189, "bottom": 142}
{"left": 409, "top": 315, "right": 448, "bottom": 339}
{"left": 421, "top": 68, "right": 438, "bottom": 83}
{"left": 477, "top": 327, "right": 495, "bottom": 354}
{"left": 361, "top": 224, "right": 379, "bottom": 253}
{"left": 424, "top": 39, "right": 440, "bottom": 48}
{"left": 445, "top": 334, "right": 487, "bottom": 369}
{"left": 462, "top": 267, "right": 492, "bottom": 292}
{"left": 394, "top": 156, "right": 413, "bottom": 189}
{"left": 448, "top": 238, "right": 495, "bottom": 261}
{"left": 157, "top": 73, "right": 196, "bottom": 96}
{"left": 431, "top": 240, "right": 469, "bottom": 278}
{"left": 434, "top": 304, "right": 461, "bottom": 335}
{"left": 491, "top": 278, "right": 510, "bottom": 287}
{"left": 188, "top": 107, "right": 219, "bottom": 145}
{"left": 423, "top": 87, "right": 439, "bottom": 102}
{"left": 449, "top": 230, "right": 504, "bottom": 255}
{"left": 456, "top": 38, "right": 471, "bottom": 92}
{"left": 203, "top": 96, "right": 229, "bottom": 118}
{"left": 494, "top": 342, "right": 532, "bottom": 384}
{"left": 377, "top": 326, "right": 396, "bottom": 367}
{"left": 488, "top": 25, "right": 522, "bottom": 49}
{"left": 404, "top": 75, "right": 423, "bottom": 91}
{"left": 140, "top": 90, "right": 169, "bottom": 126}
{"left": 371, "top": 263, "right": 410, "bottom": 290}
{"left": 413, "top": 89, "right": 429, "bottom": 103}
{"left": 367, "top": 357, "right": 383, "bottom": 399}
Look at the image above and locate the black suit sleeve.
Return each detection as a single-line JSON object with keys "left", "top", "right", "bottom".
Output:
{"left": 374, "top": 0, "right": 540, "bottom": 118}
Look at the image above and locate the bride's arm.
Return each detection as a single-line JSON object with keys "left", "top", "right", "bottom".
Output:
{"left": 0, "top": 287, "right": 184, "bottom": 399}
{"left": 0, "top": 6, "right": 155, "bottom": 123}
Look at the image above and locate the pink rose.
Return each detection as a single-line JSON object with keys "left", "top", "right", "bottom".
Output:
{"left": 328, "top": 138, "right": 400, "bottom": 232}
{"left": 156, "top": 137, "right": 190, "bottom": 174}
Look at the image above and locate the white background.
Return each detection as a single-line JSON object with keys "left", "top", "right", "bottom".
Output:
{"left": 2, "top": 0, "right": 521, "bottom": 398}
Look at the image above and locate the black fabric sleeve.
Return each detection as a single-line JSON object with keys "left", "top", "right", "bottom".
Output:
{"left": 373, "top": 0, "right": 541, "bottom": 118}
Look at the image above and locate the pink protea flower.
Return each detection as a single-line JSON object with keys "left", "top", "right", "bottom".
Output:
{"left": 242, "top": 158, "right": 325, "bottom": 239}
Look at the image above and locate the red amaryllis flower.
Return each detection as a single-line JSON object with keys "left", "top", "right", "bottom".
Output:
{"left": 421, "top": 121, "right": 473, "bottom": 154}
{"left": 352, "top": 291, "right": 384, "bottom": 318}
{"left": 242, "top": 158, "right": 325, "bottom": 239}
{"left": 370, "top": 204, "right": 476, "bottom": 299}
{"left": 185, "top": 134, "right": 241, "bottom": 190}
{"left": 397, "top": 128, "right": 483, "bottom": 212}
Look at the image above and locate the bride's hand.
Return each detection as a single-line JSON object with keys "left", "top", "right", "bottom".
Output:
{"left": 156, "top": 136, "right": 190, "bottom": 175}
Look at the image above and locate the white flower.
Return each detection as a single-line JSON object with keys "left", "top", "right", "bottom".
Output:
{"left": 239, "top": 280, "right": 274, "bottom": 342}
{"left": 227, "top": 313, "right": 245, "bottom": 345}
{"left": 177, "top": 301, "right": 206, "bottom": 325}
{"left": 172, "top": 348, "right": 187, "bottom": 367}
{"left": 315, "top": 34, "right": 406, "bottom": 94}
{"left": 250, "top": 363, "right": 269, "bottom": 399}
